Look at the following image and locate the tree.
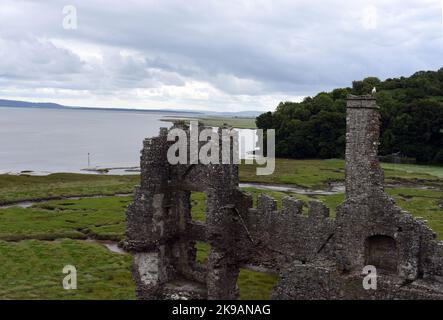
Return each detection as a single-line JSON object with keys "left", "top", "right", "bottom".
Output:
{"left": 256, "top": 68, "right": 443, "bottom": 164}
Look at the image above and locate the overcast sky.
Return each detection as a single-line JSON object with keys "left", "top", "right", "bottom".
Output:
{"left": 0, "top": 0, "right": 442, "bottom": 111}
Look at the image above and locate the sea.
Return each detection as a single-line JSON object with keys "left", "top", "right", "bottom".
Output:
{"left": 0, "top": 107, "right": 257, "bottom": 175}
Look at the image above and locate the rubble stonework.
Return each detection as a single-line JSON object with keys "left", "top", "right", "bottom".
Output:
{"left": 125, "top": 95, "right": 443, "bottom": 300}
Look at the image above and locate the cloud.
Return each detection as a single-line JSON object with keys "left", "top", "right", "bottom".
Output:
{"left": 0, "top": 37, "right": 84, "bottom": 81}
{"left": 0, "top": 0, "right": 442, "bottom": 111}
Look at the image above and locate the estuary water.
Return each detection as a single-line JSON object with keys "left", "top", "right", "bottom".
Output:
{"left": 0, "top": 107, "right": 257, "bottom": 174}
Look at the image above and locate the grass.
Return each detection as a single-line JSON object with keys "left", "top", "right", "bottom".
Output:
{"left": 240, "top": 158, "right": 443, "bottom": 189}
{"left": 240, "top": 159, "right": 345, "bottom": 189}
{"left": 196, "top": 241, "right": 210, "bottom": 264}
{"left": 161, "top": 116, "right": 257, "bottom": 129}
{"left": 198, "top": 117, "right": 256, "bottom": 129}
{"left": 386, "top": 188, "right": 443, "bottom": 240}
{"left": 195, "top": 241, "right": 277, "bottom": 299}
{"left": 0, "top": 197, "right": 131, "bottom": 242}
{"left": 237, "top": 269, "right": 278, "bottom": 300}
{"left": 0, "top": 173, "right": 138, "bottom": 204}
{"left": 0, "top": 239, "right": 134, "bottom": 299}
{"left": 382, "top": 163, "right": 443, "bottom": 179}
{"left": 191, "top": 192, "right": 206, "bottom": 222}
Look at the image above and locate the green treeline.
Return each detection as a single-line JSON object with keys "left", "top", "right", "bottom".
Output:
{"left": 256, "top": 69, "right": 443, "bottom": 164}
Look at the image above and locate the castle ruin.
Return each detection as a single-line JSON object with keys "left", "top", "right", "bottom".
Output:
{"left": 125, "top": 95, "right": 443, "bottom": 299}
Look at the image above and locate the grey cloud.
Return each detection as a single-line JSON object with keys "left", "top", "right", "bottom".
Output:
{"left": 0, "top": 37, "right": 84, "bottom": 80}
{"left": 0, "top": 0, "right": 442, "bottom": 110}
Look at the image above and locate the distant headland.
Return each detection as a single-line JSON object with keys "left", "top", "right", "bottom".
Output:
{"left": 0, "top": 98, "right": 263, "bottom": 117}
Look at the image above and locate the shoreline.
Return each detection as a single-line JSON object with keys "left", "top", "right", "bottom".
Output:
{"left": 0, "top": 166, "right": 142, "bottom": 176}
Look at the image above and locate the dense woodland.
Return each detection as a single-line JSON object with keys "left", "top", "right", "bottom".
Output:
{"left": 256, "top": 69, "right": 443, "bottom": 164}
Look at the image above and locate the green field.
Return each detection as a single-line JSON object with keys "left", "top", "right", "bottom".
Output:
{"left": 161, "top": 116, "right": 257, "bottom": 129}
{"left": 0, "top": 173, "right": 138, "bottom": 205}
{"left": 0, "top": 159, "right": 441, "bottom": 299}
{"left": 240, "top": 158, "right": 443, "bottom": 189}
{"left": 0, "top": 239, "right": 134, "bottom": 299}
{"left": 0, "top": 196, "right": 130, "bottom": 242}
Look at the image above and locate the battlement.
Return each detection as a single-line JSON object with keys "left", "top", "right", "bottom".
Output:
{"left": 281, "top": 196, "right": 303, "bottom": 215}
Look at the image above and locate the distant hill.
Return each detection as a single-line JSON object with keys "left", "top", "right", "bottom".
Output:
{"left": 256, "top": 68, "right": 443, "bottom": 164}
{"left": 0, "top": 98, "right": 262, "bottom": 117}
{"left": 0, "top": 99, "right": 201, "bottom": 114}
{"left": 0, "top": 99, "right": 67, "bottom": 109}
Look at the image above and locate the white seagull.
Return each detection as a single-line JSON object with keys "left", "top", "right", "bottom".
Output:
{"left": 372, "top": 87, "right": 377, "bottom": 95}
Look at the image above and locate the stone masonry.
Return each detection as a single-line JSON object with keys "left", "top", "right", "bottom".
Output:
{"left": 125, "top": 95, "right": 443, "bottom": 299}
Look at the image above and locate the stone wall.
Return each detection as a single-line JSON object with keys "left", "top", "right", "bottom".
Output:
{"left": 125, "top": 95, "right": 443, "bottom": 300}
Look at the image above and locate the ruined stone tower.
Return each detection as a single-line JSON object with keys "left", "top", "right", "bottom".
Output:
{"left": 125, "top": 123, "right": 245, "bottom": 299}
{"left": 345, "top": 95, "right": 384, "bottom": 198}
{"left": 126, "top": 95, "right": 443, "bottom": 300}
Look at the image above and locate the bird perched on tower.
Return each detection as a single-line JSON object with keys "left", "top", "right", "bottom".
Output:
{"left": 372, "top": 87, "right": 377, "bottom": 95}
